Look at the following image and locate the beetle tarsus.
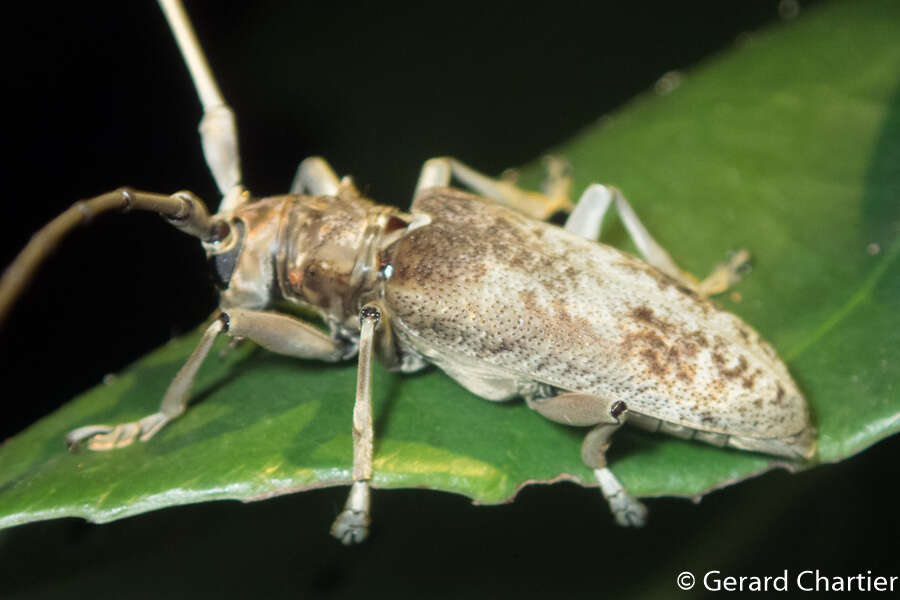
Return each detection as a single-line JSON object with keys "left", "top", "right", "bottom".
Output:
{"left": 65, "top": 425, "right": 113, "bottom": 452}
{"left": 331, "top": 481, "right": 371, "bottom": 544}
{"left": 594, "top": 466, "right": 647, "bottom": 527}
{"left": 609, "top": 492, "right": 648, "bottom": 528}
{"left": 65, "top": 412, "right": 172, "bottom": 451}
{"left": 331, "top": 509, "right": 369, "bottom": 545}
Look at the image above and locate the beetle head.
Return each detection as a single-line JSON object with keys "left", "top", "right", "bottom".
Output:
{"left": 204, "top": 197, "right": 288, "bottom": 310}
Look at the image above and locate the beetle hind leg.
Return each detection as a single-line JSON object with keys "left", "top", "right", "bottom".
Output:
{"left": 414, "top": 156, "right": 573, "bottom": 220}
{"left": 527, "top": 392, "right": 647, "bottom": 527}
{"left": 566, "top": 184, "right": 750, "bottom": 297}
{"left": 583, "top": 428, "right": 648, "bottom": 528}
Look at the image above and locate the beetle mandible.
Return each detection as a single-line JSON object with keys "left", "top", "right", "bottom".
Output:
{"left": 0, "top": 0, "right": 816, "bottom": 544}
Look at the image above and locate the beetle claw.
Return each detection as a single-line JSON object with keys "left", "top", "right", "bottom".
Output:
{"left": 331, "top": 480, "right": 371, "bottom": 544}
{"left": 65, "top": 412, "right": 170, "bottom": 452}
{"left": 610, "top": 495, "right": 648, "bottom": 528}
{"left": 331, "top": 509, "right": 369, "bottom": 545}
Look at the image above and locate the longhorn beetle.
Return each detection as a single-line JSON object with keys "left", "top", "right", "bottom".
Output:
{"left": 1, "top": 1, "right": 816, "bottom": 544}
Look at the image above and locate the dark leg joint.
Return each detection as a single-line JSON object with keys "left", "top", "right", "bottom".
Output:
{"left": 360, "top": 305, "right": 381, "bottom": 325}
{"left": 218, "top": 311, "right": 231, "bottom": 333}
{"left": 610, "top": 400, "right": 627, "bottom": 420}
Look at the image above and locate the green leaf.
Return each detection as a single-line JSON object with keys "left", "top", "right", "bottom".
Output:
{"left": 1, "top": 0, "right": 898, "bottom": 528}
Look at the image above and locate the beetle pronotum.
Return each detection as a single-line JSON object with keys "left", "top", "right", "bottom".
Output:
{"left": 1, "top": 2, "right": 815, "bottom": 544}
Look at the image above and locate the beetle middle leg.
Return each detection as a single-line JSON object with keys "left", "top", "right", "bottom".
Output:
{"left": 66, "top": 309, "right": 348, "bottom": 451}
{"left": 331, "top": 303, "right": 385, "bottom": 544}
{"left": 527, "top": 392, "right": 647, "bottom": 527}
{"left": 566, "top": 184, "right": 750, "bottom": 297}
{"left": 289, "top": 157, "right": 342, "bottom": 196}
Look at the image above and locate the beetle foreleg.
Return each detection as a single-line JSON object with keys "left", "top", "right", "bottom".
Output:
{"left": 66, "top": 308, "right": 351, "bottom": 451}
{"left": 413, "top": 156, "right": 573, "bottom": 220}
{"left": 66, "top": 314, "right": 226, "bottom": 451}
{"left": 331, "top": 304, "right": 383, "bottom": 544}
{"left": 568, "top": 184, "right": 749, "bottom": 297}
{"left": 221, "top": 308, "right": 350, "bottom": 361}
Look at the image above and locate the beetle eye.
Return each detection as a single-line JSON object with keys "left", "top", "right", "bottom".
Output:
{"left": 210, "top": 220, "right": 245, "bottom": 289}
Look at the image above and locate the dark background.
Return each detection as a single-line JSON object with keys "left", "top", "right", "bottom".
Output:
{"left": 2, "top": 1, "right": 897, "bottom": 598}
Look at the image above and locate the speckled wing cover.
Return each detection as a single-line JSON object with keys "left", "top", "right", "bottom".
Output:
{"left": 381, "top": 188, "right": 810, "bottom": 450}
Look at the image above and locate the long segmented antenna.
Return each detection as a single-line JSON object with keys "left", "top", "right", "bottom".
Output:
{"left": 0, "top": 3, "right": 247, "bottom": 325}
{"left": 0, "top": 188, "right": 225, "bottom": 325}
{"left": 157, "top": 0, "right": 245, "bottom": 213}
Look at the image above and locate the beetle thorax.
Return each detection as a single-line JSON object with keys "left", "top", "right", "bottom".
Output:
{"left": 278, "top": 191, "right": 381, "bottom": 321}
{"left": 214, "top": 189, "right": 408, "bottom": 328}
